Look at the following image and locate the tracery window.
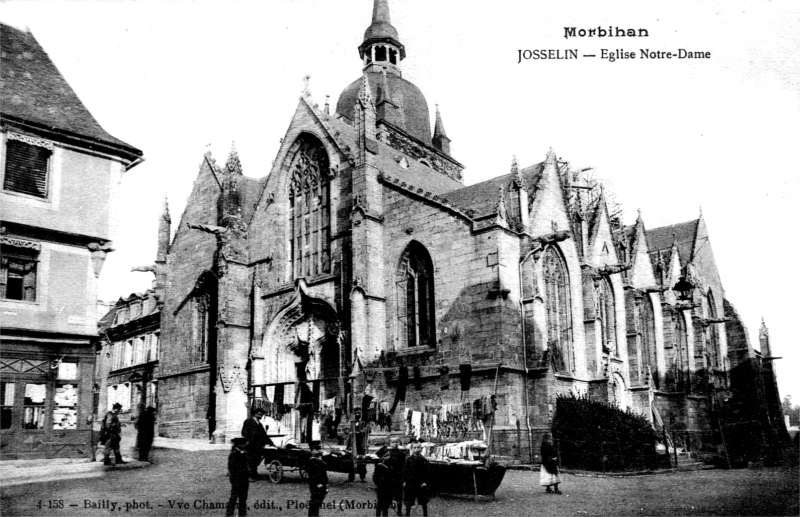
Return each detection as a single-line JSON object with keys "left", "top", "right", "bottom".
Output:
{"left": 639, "top": 295, "right": 658, "bottom": 387}
{"left": 543, "top": 246, "right": 573, "bottom": 372}
{"left": 193, "top": 293, "right": 210, "bottom": 364}
{"left": 706, "top": 291, "right": 720, "bottom": 368}
{"left": 598, "top": 279, "right": 617, "bottom": 356}
{"left": 396, "top": 242, "right": 436, "bottom": 348}
{"left": 289, "top": 136, "right": 331, "bottom": 279}
{"left": 670, "top": 311, "right": 689, "bottom": 391}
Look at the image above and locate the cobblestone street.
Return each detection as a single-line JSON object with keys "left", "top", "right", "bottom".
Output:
{"left": 1, "top": 449, "right": 797, "bottom": 517}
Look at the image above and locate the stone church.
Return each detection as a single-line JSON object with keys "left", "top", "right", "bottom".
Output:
{"left": 153, "top": 0, "right": 780, "bottom": 461}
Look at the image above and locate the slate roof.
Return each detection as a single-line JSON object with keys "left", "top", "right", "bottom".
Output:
{"left": 98, "top": 291, "right": 159, "bottom": 333}
{"left": 241, "top": 176, "right": 267, "bottom": 225}
{"left": 0, "top": 22, "right": 142, "bottom": 161}
{"left": 645, "top": 219, "right": 699, "bottom": 266}
{"left": 337, "top": 72, "right": 431, "bottom": 143}
{"left": 373, "top": 139, "right": 464, "bottom": 196}
{"left": 441, "top": 163, "right": 543, "bottom": 218}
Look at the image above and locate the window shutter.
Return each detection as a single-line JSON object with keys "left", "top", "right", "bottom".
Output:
{"left": 4, "top": 140, "right": 50, "bottom": 198}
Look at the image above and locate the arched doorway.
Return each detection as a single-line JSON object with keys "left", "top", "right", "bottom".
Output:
{"left": 257, "top": 281, "right": 341, "bottom": 443}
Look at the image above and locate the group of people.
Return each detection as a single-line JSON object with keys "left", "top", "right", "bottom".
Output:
{"left": 226, "top": 407, "right": 327, "bottom": 517}
{"left": 98, "top": 402, "right": 156, "bottom": 466}
{"left": 373, "top": 439, "right": 430, "bottom": 517}
{"left": 226, "top": 407, "right": 563, "bottom": 516}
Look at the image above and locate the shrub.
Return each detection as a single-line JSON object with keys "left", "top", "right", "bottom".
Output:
{"left": 553, "top": 393, "right": 660, "bottom": 471}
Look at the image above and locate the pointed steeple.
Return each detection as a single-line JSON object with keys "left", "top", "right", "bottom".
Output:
{"left": 495, "top": 185, "right": 508, "bottom": 223}
{"left": 354, "top": 74, "right": 377, "bottom": 165}
{"left": 359, "top": 0, "right": 405, "bottom": 75}
{"left": 357, "top": 73, "right": 375, "bottom": 108}
{"left": 154, "top": 194, "right": 171, "bottom": 303}
{"left": 220, "top": 142, "right": 244, "bottom": 227}
{"left": 225, "top": 141, "right": 242, "bottom": 175}
{"left": 759, "top": 317, "right": 772, "bottom": 357}
{"left": 156, "top": 194, "right": 171, "bottom": 265}
{"left": 511, "top": 155, "right": 524, "bottom": 188}
{"left": 376, "top": 68, "right": 400, "bottom": 126}
{"left": 432, "top": 104, "right": 451, "bottom": 155}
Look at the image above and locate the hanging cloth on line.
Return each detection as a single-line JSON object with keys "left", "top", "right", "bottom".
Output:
{"left": 390, "top": 366, "right": 408, "bottom": 414}
{"left": 460, "top": 364, "right": 472, "bottom": 391}
{"left": 440, "top": 366, "right": 450, "bottom": 390}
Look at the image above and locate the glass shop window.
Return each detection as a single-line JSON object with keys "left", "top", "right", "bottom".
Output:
{"left": 57, "top": 361, "right": 77, "bottom": 380}
{"left": 23, "top": 383, "right": 46, "bottom": 430}
{"left": 53, "top": 384, "right": 78, "bottom": 430}
{"left": 1, "top": 383, "right": 15, "bottom": 430}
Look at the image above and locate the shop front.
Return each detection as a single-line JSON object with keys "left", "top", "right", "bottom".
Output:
{"left": 0, "top": 339, "right": 94, "bottom": 460}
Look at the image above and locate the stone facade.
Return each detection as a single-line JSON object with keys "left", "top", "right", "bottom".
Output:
{"left": 154, "top": 0, "right": 781, "bottom": 463}
{"left": 95, "top": 291, "right": 160, "bottom": 434}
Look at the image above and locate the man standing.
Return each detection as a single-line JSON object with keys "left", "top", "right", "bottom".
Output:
{"left": 306, "top": 443, "right": 328, "bottom": 517}
{"left": 373, "top": 447, "right": 394, "bottom": 516}
{"left": 226, "top": 437, "right": 250, "bottom": 517}
{"left": 101, "top": 402, "right": 125, "bottom": 466}
{"left": 386, "top": 439, "right": 406, "bottom": 516}
{"left": 403, "top": 443, "right": 429, "bottom": 517}
{"left": 347, "top": 409, "right": 368, "bottom": 482}
{"left": 241, "top": 408, "right": 268, "bottom": 479}
{"left": 136, "top": 406, "right": 156, "bottom": 462}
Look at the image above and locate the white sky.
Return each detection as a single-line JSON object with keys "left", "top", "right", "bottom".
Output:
{"left": 3, "top": 0, "right": 799, "bottom": 403}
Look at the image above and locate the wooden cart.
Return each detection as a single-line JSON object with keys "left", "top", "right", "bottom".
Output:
{"left": 260, "top": 445, "right": 373, "bottom": 483}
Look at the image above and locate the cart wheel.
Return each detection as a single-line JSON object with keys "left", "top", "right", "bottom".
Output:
{"left": 267, "top": 460, "right": 283, "bottom": 484}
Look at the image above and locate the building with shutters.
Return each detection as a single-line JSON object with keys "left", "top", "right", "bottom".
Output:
{"left": 0, "top": 22, "right": 143, "bottom": 459}
{"left": 95, "top": 290, "right": 160, "bottom": 430}
{"left": 153, "top": 0, "right": 786, "bottom": 463}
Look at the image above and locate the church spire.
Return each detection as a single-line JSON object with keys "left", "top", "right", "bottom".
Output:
{"left": 432, "top": 104, "right": 451, "bottom": 155}
{"left": 359, "top": 0, "right": 405, "bottom": 75}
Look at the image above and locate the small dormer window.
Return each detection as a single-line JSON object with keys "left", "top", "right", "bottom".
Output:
{"left": 375, "top": 45, "right": 387, "bottom": 61}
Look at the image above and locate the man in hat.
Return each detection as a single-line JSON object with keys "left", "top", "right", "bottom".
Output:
{"left": 386, "top": 438, "right": 407, "bottom": 516}
{"left": 306, "top": 442, "right": 328, "bottom": 517}
{"left": 101, "top": 402, "right": 125, "bottom": 466}
{"left": 226, "top": 437, "right": 250, "bottom": 517}
{"left": 373, "top": 441, "right": 396, "bottom": 516}
{"left": 241, "top": 408, "right": 269, "bottom": 479}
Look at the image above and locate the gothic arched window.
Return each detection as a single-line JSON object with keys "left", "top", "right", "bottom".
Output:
{"left": 706, "top": 290, "right": 720, "bottom": 369}
{"left": 639, "top": 294, "right": 658, "bottom": 387}
{"left": 543, "top": 246, "right": 573, "bottom": 372}
{"left": 672, "top": 311, "right": 688, "bottom": 392}
{"left": 289, "top": 136, "right": 331, "bottom": 279}
{"left": 396, "top": 242, "right": 436, "bottom": 348}
{"left": 598, "top": 279, "right": 617, "bottom": 356}
{"left": 193, "top": 293, "right": 210, "bottom": 364}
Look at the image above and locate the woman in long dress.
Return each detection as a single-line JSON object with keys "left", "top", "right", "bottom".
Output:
{"left": 539, "top": 433, "right": 562, "bottom": 494}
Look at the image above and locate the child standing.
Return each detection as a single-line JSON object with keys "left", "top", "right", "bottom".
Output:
{"left": 227, "top": 437, "right": 250, "bottom": 517}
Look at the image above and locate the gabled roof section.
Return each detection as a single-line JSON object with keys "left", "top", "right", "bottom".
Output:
{"left": 0, "top": 22, "right": 142, "bottom": 162}
{"left": 98, "top": 290, "right": 159, "bottom": 334}
{"left": 242, "top": 176, "right": 267, "bottom": 225}
{"left": 646, "top": 219, "right": 699, "bottom": 266}
{"left": 440, "top": 163, "right": 543, "bottom": 218}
